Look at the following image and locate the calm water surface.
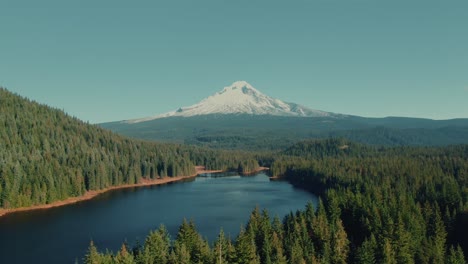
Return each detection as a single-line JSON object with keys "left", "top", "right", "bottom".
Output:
{"left": 0, "top": 173, "right": 317, "bottom": 263}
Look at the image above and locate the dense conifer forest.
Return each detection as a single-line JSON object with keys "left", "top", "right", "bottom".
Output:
{"left": 86, "top": 139, "right": 468, "bottom": 263}
{"left": 1, "top": 88, "right": 468, "bottom": 263}
{"left": 0, "top": 88, "right": 258, "bottom": 209}
{"left": 270, "top": 139, "right": 468, "bottom": 263}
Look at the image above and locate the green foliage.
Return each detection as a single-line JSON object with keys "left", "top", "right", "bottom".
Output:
{"left": 355, "top": 235, "right": 377, "bottom": 264}
{"left": 0, "top": 88, "right": 262, "bottom": 209}
{"left": 213, "top": 229, "right": 233, "bottom": 264}
{"left": 114, "top": 244, "right": 134, "bottom": 264}
{"left": 447, "top": 245, "right": 466, "bottom": 264}
{"left": 235, "top": 227, "right": 260, "bottom": 264}
{"left": 136, "top": 225, "right": 170, "bottom": 264}
{"left": 86, "top": 192, "right": 468, "bottom": 264}
{"left": 84, "top": 241, "right": 101, "bottom": 264}
{"left": 269, "top": 139, "right": 468, "bottom": 263}
{"left": 174, "top": 219, "right": 212, "bottom": 263}
{"left": 0, "top": 89, "right": 199, "bottom": 208}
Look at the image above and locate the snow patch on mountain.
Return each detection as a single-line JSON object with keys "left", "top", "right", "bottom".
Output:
{"left": 125, "top": 81, "right": 334, "bottom": 124}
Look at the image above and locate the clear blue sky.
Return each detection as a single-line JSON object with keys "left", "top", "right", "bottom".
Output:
{"left": 1, "top": 0, "right": 467, "bottom": 123}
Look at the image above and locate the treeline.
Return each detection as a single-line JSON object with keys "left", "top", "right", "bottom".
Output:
{"left": 330, "top": 126, "right": 468, "bottom": 147}
{"left": 85, "top": 205, "right": 466, "bottom": 264}
{"left": 81, "top": 206, "right": 339, "bottom": 264}
{"left": 270, "top": 139, "right": 468, "bottom": 263}
{"left": 187, "top": 148, "right": 259, "bottom": 175}
{"left": 0, "top": 88, "right": 258, "bottom": 209}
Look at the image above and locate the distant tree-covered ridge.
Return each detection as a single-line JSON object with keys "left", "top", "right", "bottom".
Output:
{"left": 101, "top": 113, "right": 468, "bottom": 151}
{"left": 0, "top": 88, "right": 259, "bottom": 209}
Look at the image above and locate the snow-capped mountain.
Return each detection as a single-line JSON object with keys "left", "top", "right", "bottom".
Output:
{"left": 101, "top": 81, "right": 468, "bottom": 149}
{"left": 126, "top": 81, "right": 334, "bottom": 124}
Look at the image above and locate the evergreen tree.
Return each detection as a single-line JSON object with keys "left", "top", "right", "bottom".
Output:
{"left": 168, "top": 243, "right": 190, "bottom": 264}
{"left": 394, "top": 215, "right": 414, "bottom": 264}
{"left": 114, "top": 243, "right": 135, "bottom": 264}
{"left": 84, "top": 241, "right": 101, "bottom": 264}
{"left": 446, "top": 245, "right": 466, "bottom": 264}
{"left": 356, "top": 235, "right": 377, "bottom": 264}
{"left": 381, "top": 238, "right": 397, "bottom": 264}
{"left": 430, "top": 207, "right": 448, "bottom": 263}
{"left": 331, "top": 219, "right": 349, "bottom": 264}
{"left": 290, "top": 239, "right": 306, "bottom": 264}
{"left": 137, "top": 225, "right": 170, "bottom": 264}
{"left": 213, "top": 229, "right": 230, "bottom": 264}
{"left": 235, "top": 227, "right": 260, "bottom": 264}
{"left": 270, "top": 231, "right": 287, "bottom": 264}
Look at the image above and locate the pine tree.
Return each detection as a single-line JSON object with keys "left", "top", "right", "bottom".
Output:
{"left": 270, "top": 231, "right": 287, "bottom": 264}
{"left": 290, "top": 239, "right": 306, "bottom": 264}
{"left": 235, "top": 227, "right": 260, "bottom": 264}
{"left": 331, "top": 219, "right": 349, "bottom": 264}
{"left": 382, "top": 238, "right": 397, "bottom": 264}
{"left": 213, "top": 229, "right": 230, "bottom": 264}
{"left": 394, "top": 215, "right": 414, "bottom": 264}
{"left": 84, "top": 241, "right": 101, "bottom": 264}
{"left": 138, "top": 225, "right": 170, "bottom": 264}
{"left": 114, "top": 243, "right": 135, "bottom": 264}
{"left": 312, "top": 199, "right": 331, "bottom": 261}
{"left": 169, "top": 243, "right": 190, "bottom": 264}
{"left": 175, "top": 219, "right": 199, "bottom": 255}
{"left": 446, "top": 245, "right": 466, "bottom": 264}
{"left": 356, "top": 235, "right": 377, "bottom": 264}
{"left": 430, "top": 207, "right": 447, "bottom": 263}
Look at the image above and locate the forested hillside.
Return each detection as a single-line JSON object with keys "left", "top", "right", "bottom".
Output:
{"left": 0, "top": 88, "right": 196, "bottom": 208}
{"left": 271, "top": 139, "right": 468, "bottom": 263}
{"left": 0, "top": 88, "right": 259, "bottom": 209}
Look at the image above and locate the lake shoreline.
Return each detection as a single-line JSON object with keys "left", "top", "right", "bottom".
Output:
{"left": 0, "top": 166, "right": 223, "bottom": 217}
{"left": 241, "top": 166, "right": 270, "bottom": 176}
{"left": 0, "top": 166, "right": 269, "bottom": 218}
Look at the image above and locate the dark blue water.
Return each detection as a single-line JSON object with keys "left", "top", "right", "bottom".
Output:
{"left": 0, "top": 173, "right": 317, "bottom": 263}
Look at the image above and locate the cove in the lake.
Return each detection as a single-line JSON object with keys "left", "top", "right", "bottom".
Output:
{"left": 0, "top": 173, "right": 317, "bottom": 264}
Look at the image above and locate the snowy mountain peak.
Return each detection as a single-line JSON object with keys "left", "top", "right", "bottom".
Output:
{"left": 125, "top": 81, "right": 335, "bottom": 123}
{"left": 220, "top": 81, "right": 260, "bottom": 95}
{"left": 228, "top": 80, "right": 254, "bottom": 89}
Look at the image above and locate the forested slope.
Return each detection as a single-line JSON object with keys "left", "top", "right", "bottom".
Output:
{"left": 0, "top": 88, "right": 199, "bottom": 209}
{"left": 271, "top": 139, "right": 468, "bottom": 263}
{"left": 0, "top": 88, "right": 259, "bottom": 209}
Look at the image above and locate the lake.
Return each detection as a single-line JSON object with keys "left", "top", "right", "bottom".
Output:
{"left": 0, "top": 173, "right": 317, "bottom": 263}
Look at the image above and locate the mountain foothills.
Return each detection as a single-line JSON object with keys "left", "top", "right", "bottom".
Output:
{"left": 101, "top": 81, "right": 468, "bottom": 150}
{"left": 0, "top": 88, "right": 259, "bottom": 209}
